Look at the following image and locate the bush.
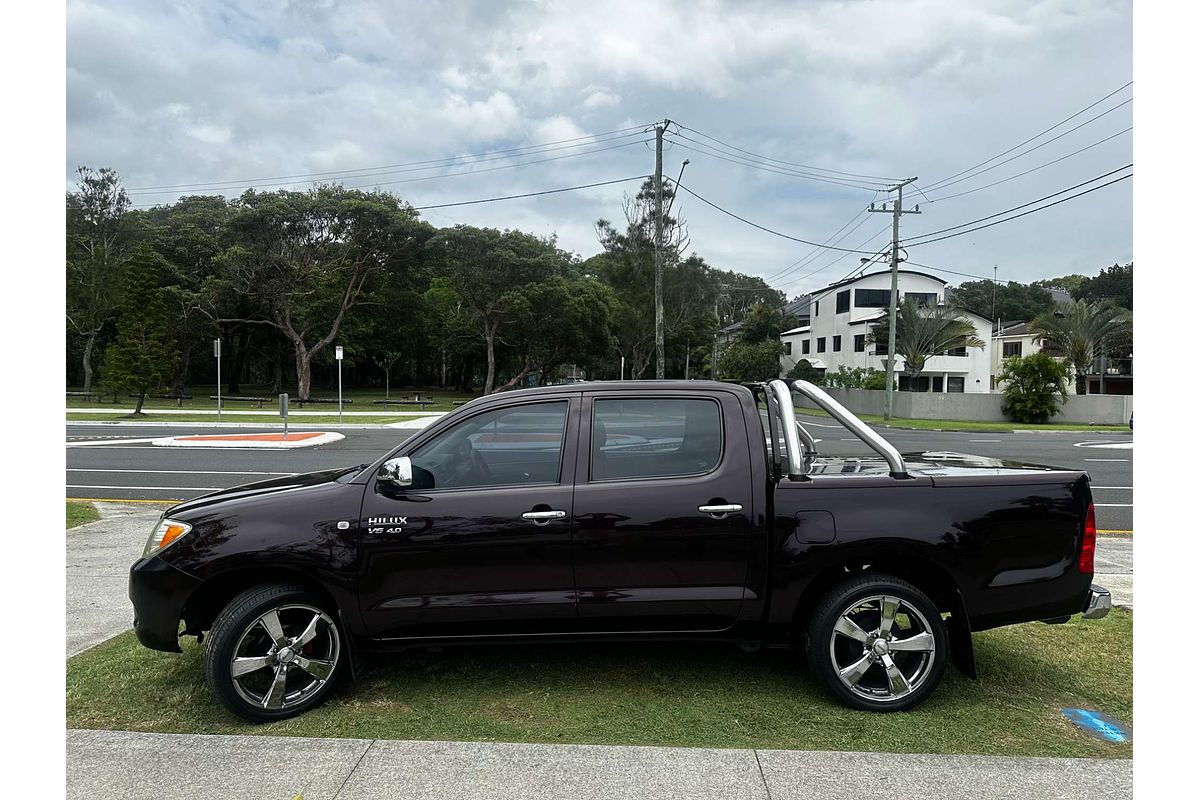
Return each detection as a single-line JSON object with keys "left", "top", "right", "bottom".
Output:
{"left": 999, "top": 352, "right": 1070, "bottom": 423}
{"left": 825, "top": 365, "right": 890, "bottom": 390}
{"left": 786, "top": 359, "right": 824, "bottom": 384}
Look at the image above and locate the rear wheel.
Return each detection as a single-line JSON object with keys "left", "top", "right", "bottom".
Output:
{"left": 204, "top": 583, "right": 345, "bottom": 722}
{"left": 806, "top": 574, "right": 948, "bottom": 712}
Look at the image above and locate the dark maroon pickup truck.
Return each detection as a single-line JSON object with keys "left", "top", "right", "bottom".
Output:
{"left": 130, "top": 379, "right": 1109, "bottom": 721}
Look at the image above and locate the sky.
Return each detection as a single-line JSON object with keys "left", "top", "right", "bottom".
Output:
{"left": 66, "top": 0, "right": 1132, "bottom": 299}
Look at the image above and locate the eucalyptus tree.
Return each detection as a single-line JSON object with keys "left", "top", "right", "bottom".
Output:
{"left": 66, "top": 166, "right": 133, "bottom": 391}
{"left": 869, "top": 299, "right": 985, "bottom": 389}
{"left": 1030, "top": 298, "right": 1131, "bottom": 395}
{"left": 211, "top": 186, "right": 429, "bottom": 400}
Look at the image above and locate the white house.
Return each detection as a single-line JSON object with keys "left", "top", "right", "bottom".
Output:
{"left": 779, "top": 269, "right": 993, "bottom": 393}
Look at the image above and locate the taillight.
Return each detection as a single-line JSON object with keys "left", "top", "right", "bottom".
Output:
{"left": 1079, "top": 503, "right": 1096, "bottom": 574}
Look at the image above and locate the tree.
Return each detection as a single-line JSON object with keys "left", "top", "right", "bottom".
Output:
{"left": 868, "top": 299, "right": 985, "bottom": 389}
{"left": 787, "top": 359, "right": 824, "bottom": 384}
{"left": 66, "top": 166, "right": 133, "bottom": 392}
{"left": 211, "top": 186, "right": 427, "bottom": 400}
{"left": 102, "top": 246, "right": 176, "bottom": 414}
{"left": 1076, "top": 262, "right": 1132, "bottom": 310}
{"left": 739, "top": 303, "right": 795, "bottom": 344}
{"left": 999, "top": 352, "right": 1070, "bottom": 423}
{"left": 1033, "top": 274, "right": 1088, "bottom": 298}
{"left": 719, "top": 340, "right": 784, "bottom": 381}
{"left": 1030, "top": 299, "right": 1131, "bottom": 395}
{"left": 948, "top": 280, "right": 1055, "bottom": 322}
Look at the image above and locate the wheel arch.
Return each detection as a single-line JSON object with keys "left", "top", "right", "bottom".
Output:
{"left": 181, "top": 567, "right": 344, "bottom": 639}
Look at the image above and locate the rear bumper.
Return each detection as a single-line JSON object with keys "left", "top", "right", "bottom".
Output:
{"left": 129, "top": 556, "right": 202, "bottom": 652}
{"left": 1082, "top": 584, "right": 1112, "bottom": 620}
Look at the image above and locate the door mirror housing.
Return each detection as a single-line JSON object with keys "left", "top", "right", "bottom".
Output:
{"left": 377, "top": 456, "right": 413, "bottom": 487}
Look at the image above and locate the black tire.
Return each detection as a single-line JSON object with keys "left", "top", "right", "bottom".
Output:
{"left": 204, "top": 583, "right": 346, "bottom": 723}
{"left": 805, "top": 573, "right": 948, "bottom": 712}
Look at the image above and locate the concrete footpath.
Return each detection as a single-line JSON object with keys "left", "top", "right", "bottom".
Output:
{"left": 66, "top": 729, "right": 1131, "bottom": 800}
{"left": 67, "top": 506, "right": 1133, "bottom": 800}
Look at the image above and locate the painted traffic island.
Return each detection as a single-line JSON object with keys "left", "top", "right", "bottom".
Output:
{"left": 151, "top": 431, "right": 344, "bottom": 449}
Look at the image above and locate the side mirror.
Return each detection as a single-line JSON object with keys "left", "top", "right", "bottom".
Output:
{"left": 377, "top": 456, "right": 413, "bottom": 487}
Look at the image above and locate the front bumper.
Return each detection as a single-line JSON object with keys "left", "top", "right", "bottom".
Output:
{"left": 1082, "top": 584, "right": 1112, "bottom": 620}
{"left": 129, "top": 556, "right": 202, "bottom": 652}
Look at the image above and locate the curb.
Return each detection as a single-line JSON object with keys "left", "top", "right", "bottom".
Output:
{"left": 150, "top": 432, "right": 346, "bottom": 449}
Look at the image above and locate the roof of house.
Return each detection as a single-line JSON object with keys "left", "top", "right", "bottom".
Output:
{"left": 993, "top": 321, "right": 1032, "bottom": 337}
{"left": 820, "top": 269, "right": 949, "bottom": 293}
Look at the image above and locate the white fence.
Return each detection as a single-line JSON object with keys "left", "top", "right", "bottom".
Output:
{"left": 795, "top": 387, "right": 1133, "bottom": 425}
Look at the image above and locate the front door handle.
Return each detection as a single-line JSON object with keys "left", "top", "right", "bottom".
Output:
{"left": 699, "top": 503, "right": 743, "bottom": 518}
{"left": 521, "top": 509, "right": 567, "bottom": 524}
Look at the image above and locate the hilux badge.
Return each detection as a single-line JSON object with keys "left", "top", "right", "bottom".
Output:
{"left": 367, "top": 516, "right": 407, "bottom": 535}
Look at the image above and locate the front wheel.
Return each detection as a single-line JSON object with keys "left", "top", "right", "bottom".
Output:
{"left": 806, "top": 574, "right": 948, "bottom": 712}
{"left": 204, "top": 583, "right": 345, "bottom": 722}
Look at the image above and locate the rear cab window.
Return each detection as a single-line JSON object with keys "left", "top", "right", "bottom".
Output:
{"left": 590, "top": 397, "right": 723, "bottom": 481}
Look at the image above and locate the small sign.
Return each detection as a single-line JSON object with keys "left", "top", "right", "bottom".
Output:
{"left": 213, "top": 339, "right": 221, "bottom": 357}
{"left": 279, "top": 393, "right": 288, "bottom": 418}
{"left": 1061, "top": 709, "right": 1131, "bottom": 743}
{"left": 335, "top": 346, "right": 344, "bottom": 360}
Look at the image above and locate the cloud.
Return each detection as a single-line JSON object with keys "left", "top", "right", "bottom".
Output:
{"left": 66, "top": 0, "right": 1132, "bottom": 292}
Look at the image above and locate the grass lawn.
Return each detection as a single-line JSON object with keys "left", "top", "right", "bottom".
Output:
{"left": 66, "top": 500, "right": 100, "bottom": 529}
{"left": 67, "top": 611, "right": 1131, "bottom": 758}
{"left": 66, "top": 385, "right": 479, "bottom": 415}
{"left": 66, "top": 412, "right": 418, "bottom": 425}
{"left": 797, "top": 409, "right": 1130, "bottom": 433}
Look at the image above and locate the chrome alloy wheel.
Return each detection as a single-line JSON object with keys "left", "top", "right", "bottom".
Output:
{"left": 228, "top": 604, "right": 341, "bottom": 711}
{"left": 827, "top": 594, "right": 937, "bottom": 703}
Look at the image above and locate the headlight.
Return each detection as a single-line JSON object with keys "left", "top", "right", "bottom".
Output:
{"left": 143, "top": 519, "right": 193, "bottom": 557}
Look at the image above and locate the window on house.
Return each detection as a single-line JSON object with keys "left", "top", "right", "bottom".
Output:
{"left": 836, "top": 290, "right": 850, "bottom": 313}
{"left": 948, "top": 377, "right": 965, "bottom": 393}
{"left": 784, "top": 341, "right": 792, "bottom": 355}
{"left": 817, "top": 337, "right": 826, "bottom": 353}
{"left": 907, "top": 292, "right": 937, "bottom": 308}
{"left": 814, "top": 301, "right": 819, "bottom": 317}
{"left": 1002, "top": 341, "right": 1022, "bottom": 358}
{"left": 874, "top": 341, "right": 888, "bottom": 355}
{"left": 802, "top": 340, "right": 810, "bottom": 355}
{"left": 854, "top": 334, "right": 865, "bottom": 352}
{"left": 833, "top": 335, "right": 841, "bottom": 352}
{"left": 855, "top": 289, "right": 893, "bottom": 308}
{"left": 946, "top": 346, "right": 967, "bottom": 357}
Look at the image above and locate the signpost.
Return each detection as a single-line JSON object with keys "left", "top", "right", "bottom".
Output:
{"left": 335, "top": 346, "right": 344, "bottom": 424}
{"left": 279, "top": 393, "right": 289, "bottom": 440}
{"left": 213, "top": 338, "right": 222, "bottom": 423}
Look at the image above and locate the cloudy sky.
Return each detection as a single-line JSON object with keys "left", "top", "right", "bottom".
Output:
{"left": 66, "top": 0, "right": 1132, "bottom": 297}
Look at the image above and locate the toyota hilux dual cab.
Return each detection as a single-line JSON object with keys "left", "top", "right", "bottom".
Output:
{"left": 130, "top": 379, "right": 1110, "bottom": 721}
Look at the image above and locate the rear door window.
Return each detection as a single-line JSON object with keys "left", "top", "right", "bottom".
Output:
{"left": 591, "top": 398, "right": 722, "bottom": 481}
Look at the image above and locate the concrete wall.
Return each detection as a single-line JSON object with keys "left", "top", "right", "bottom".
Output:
{"left": 796, "top": 387, "right": 1133, "bottom": 425}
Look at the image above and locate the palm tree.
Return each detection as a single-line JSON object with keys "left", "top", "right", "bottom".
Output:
{"left": 868, "top": 298, "right": 985, "bottom": 390}
{"left": 1030, "top": 299, "right": 1131, "bottom": 395}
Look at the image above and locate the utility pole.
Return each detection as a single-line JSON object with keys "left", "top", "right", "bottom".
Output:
{"left": 654, "top": 121, "right": 666, "bottom": 380}
{"left": 711, "top": 289, "right": 723, "bottom": 380}
{"left": 869, "top": 177, "right": 920, "bottom": 420}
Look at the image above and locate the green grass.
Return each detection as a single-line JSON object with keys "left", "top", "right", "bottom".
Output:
{"left": 67, "top": 611, "right": 1131, "bottom": 758}
{"left": 66, "top": 500, "right": 100, "bottom": 529}
{"left": 66, "top": 412, "right": 417, "bottom": 425}
{"left": 66, "top": 385, "right": 479, "bottom": 415}
{"left": 796, "top": 409, "right": 1130, "bottom": 433}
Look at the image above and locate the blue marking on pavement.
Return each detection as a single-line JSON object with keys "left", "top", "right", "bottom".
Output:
{"left": 1062, "top": 708, "right": 1131, "bottom": 743}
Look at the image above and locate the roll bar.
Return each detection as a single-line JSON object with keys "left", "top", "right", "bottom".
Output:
{"left": 768, "top": 379, "right": 910, "bottom": 479}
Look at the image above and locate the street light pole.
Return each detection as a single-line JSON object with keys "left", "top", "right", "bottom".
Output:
{"left": 213, "top": 338, "right": 222, "bottom": 423}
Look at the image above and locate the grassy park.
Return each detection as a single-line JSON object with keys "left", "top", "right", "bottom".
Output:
{"left": 67, "top": 611, "right": 1131, "bottom": 758}
{"left": 66, "top": 501, "right": 100, "bottom": 528}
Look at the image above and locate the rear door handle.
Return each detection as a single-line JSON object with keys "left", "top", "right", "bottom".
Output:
{"left": 698, "top": 504, "right": 743, "bottom": 517}
{"left": 522, "top": 509, "right": 567, "bottom": 524}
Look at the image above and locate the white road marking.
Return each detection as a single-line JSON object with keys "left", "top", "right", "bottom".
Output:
{"left": 66, "top": 437, "right": 165, "bottom": 447}
{"left": 66, "top": 469, "right": 291, "bottom": 476}
{"left": 66, "top": 484, "right": 222, "bottom": 491}
{"left": 1095, "top": 503, "right": 1133, "bottom": 507}
{"left": 1085, "top": 458, "right": 1129, "bottom": 462}
{"left": 968, "top": 439, "right": 1002, "bottom": 443}
{"left": 1074, "top": 441, "right": 1133, "bottom": 449}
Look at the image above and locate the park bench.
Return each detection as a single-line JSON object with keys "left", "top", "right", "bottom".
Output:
{"left": 292, "top": 398, "right": 352, "bottom": 408}
{"left": 66, "top": 390, "right": 99, "bottom": 402}
{"left": 129, "top": 392, "right": 193, "bottom": 407}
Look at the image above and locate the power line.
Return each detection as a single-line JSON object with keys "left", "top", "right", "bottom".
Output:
{"left": 411, "top": 175, "right": 652, "bottom": 210}
{"left": 666, "top": 133, "right": 889, "bottom": 191}
{"left": 131, "top": 138, "right": 652, "bottom": 207}
{"left": 923, "top": 98, "right": 1131, "bottom": 194}
{"left": 775, "top": 226, "right": 892, "bottom": 292}
{"left": 761, "top": 205, "right": 872, "bottom": 282}
{"left": 923, "top": 127, "right": 1131, "bottom": 203}
{"left": 923, "top": 80, "right": 1131, "bottom": 191}
{"left": 671, "top": 182, "right": 883, "bottom": 254}
{"left": 905, "top": 172, "right": 1131, "bottom": 247}
{"left": 126, "top": 124, "right": 654, "bottom": 193}
{"left": 906, "top": 164, "right": 1131, "bottom": 243}
{"left": 901, "top": 260, "right": 992, "bottom": 281}
{"left": 674, "top": 123, "right": 902, "bottom": 182}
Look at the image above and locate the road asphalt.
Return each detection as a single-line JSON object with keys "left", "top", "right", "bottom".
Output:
{"left": 66, "top": 506, "right": 1132, "bottom": 799}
